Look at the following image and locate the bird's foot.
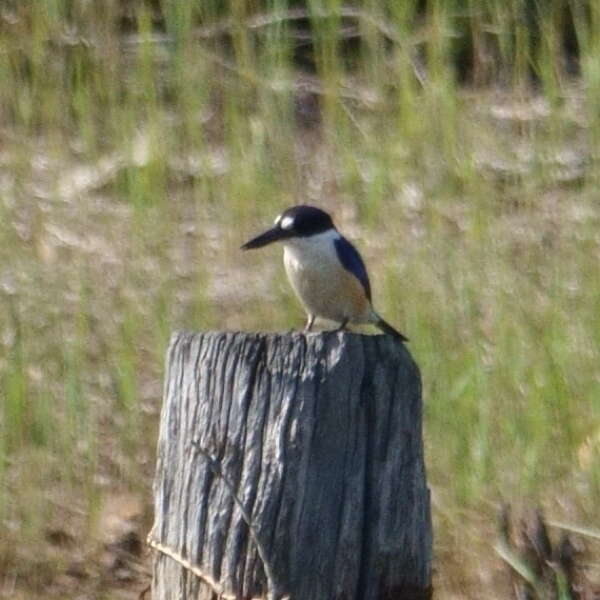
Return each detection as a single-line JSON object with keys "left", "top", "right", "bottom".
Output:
{"left": 335, "top": 318, "right": 350, "bottom": 332}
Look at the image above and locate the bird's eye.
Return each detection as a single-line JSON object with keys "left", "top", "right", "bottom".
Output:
{"left": 280, "top": 216, "right": 294, "bottom": 230}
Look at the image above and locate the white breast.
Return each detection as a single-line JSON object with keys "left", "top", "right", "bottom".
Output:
{"left": 282, "top": 230, "right": 371, "bottom": 323}
{"left": 283, "top": 230, "right": 340, "bottom": 271}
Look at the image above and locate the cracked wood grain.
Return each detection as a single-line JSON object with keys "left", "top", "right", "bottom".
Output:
{"left": 151, "top": 331, "right": 432, "bottom": 600}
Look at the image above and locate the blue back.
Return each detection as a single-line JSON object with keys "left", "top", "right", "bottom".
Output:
{"left": 334, "top": 236, "right": 372, "bottom": 301}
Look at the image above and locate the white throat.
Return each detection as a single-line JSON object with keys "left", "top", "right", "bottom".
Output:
{"left": 283, "top": 228, "right": 339, "bottom": 249}
{"left": 282, "top": 229, "right": 340, "bottom": 262}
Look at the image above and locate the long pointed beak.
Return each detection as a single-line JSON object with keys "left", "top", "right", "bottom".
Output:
{"left": 241, "top": 226, "right": 289, "bottom": 250}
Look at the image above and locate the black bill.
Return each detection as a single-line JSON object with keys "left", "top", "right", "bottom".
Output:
{"left": 241, "top": 225, "right": 290, "bottom": 250}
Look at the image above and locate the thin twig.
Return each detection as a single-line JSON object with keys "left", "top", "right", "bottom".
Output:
{"left": 493, "top": 540, "right": 541, "bottom": 592}
{"left": 146, "top": 443, "right": 290, "bottom": 599}
{"left": 121, "top": 7, "right": 410, "bottom": 46}
{"left": 193, "top": 44, "right": 386, "bottom": 105}
{"left": 191, "top": 442, "right": 287, "bottom": 600}
{"left": 147, "top": 536, "right": 247, "bottom": 600}
{"left": 121, "top": 6, "right": 427, "bottom": 89}
{"left": 339, "top": 101, "right": 369, "bottom": 139}
{"left": 547, "top": 520, "right": 600, "bottom": 542}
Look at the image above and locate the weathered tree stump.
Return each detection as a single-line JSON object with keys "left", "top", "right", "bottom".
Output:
{"left": 150, "top": 331, "right": 432, "bottom": 600}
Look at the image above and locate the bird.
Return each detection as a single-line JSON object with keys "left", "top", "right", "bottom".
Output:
{"left": 241, "top": 205, "right": 408, "bottom": 341}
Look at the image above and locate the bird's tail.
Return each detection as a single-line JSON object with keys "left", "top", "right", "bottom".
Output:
{"left": 375, "top": 316, "right": 409, "bottom": 342}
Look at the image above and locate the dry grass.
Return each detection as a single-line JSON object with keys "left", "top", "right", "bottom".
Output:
{"left": 0, "top": 2, "right": 599, "bottom": 598}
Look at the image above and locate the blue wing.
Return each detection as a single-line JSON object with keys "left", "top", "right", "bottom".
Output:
{"left": 334, "top": 236, "right": 372, "bottom": 301}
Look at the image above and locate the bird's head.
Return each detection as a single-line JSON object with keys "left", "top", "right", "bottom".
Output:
{"left": 241, "top": 205, "right": 335, "bottom": 250}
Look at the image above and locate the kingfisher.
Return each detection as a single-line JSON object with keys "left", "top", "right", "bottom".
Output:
{"left": 241, "top": 205, "right": 408, "bottom": 341}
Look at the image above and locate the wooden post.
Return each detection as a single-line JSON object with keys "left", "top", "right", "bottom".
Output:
{"left": 150, "top": 331, "right": 432, "bottom": 600}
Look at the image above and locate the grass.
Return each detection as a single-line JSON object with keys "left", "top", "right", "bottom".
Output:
{"left": 0, "top": 1, "right": 599, "bottom": 597}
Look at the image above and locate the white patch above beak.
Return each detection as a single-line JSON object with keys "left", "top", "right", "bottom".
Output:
{"left": 280, "top": 215, "right": 294, "bottom": 230}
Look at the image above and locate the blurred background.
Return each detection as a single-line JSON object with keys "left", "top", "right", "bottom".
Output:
{"left": 1, "top": 1, "right": 599, "bottom": 598}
